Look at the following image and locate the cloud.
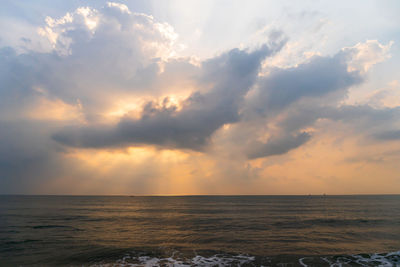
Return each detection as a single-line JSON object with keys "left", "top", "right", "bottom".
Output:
{"left": 327, "top": 105, "right": 400, "bottom": 132}
{"left": 0, "top": 2, "right": 186, "bottom": 122}
{"left": 50, "top": 34, "right": 396, "bottom": 160}
{"left": 247, "top": 53, "right": 363, "bottom": 115}
{"left": 37, "top": 3, "right": 177, "bottom": 58}
{"left": 246, "top": 132, "right": 311, "bottom": 159}
{"left": 343, "top": 40, "right": 393, "bottom": 74}
{"left": 373, "top": 130, "right": 400, "bottom": 141}
{"left": 2, "top": 3, "right": 393, "bottom": 159}
{"left": 0, "top": 120, "right": 67, "bottom": 193}
{"left": 234, "top": 40, "right": 395, "bottom": 159}
{"left": 53, "top": 44, "right": 278, "bottom": 150}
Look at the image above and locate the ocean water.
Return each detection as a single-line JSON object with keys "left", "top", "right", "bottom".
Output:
{"left": 0, "top": 195, "right": 399, "bottom": 266}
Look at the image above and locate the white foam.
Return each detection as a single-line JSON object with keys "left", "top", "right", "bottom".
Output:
{"left": 298, "top": 251, "right": 400, "bottom": 267}
{"left": 94, "top": 253, "right": 255, "bottom": 266}
{"left": 191, "top": 254, "right": 255, "bottom": 266}
{"left": 94, "top": 250, "right": 400, "bottom": 267}
{"left": 298, "top": 257, "right": 308, "bottom": 267}
{"left": 351, "top": 251, "right": 400, "bottom": 267}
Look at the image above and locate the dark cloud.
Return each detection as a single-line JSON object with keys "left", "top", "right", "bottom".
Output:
{"left": 0, "top": 120, "right": 67, "bottom": 193}
{"left": 373, "top": 130, "right": 400, "bottom": 141}
{"left": 53, "top": 44, "right": 278, "bottom": 150}
{"left": 230, "top": 51, "right": 364, "bottom": 159}
{"left": 246, "top": 132, "right": 311, "bottom": 159}
{"left": 248, "top": 53, "right": 363, "bottom": 115}
{"left": 244, "top": 104, "right": 400, "bottom": 160}
{"left": 51, "top": 40, "right": 397, "bottom": 160}
{"left": 329, "top": 105, "right": 399, "bottom": 122}
{"left": 324, "top": 105, "right": 400, "bottom": 141}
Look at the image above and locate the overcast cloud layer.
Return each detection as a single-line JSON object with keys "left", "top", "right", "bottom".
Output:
{"left": 1, "top": 1, "right": 400, "bottom": 194}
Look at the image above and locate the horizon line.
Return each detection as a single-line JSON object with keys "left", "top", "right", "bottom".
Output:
{"left": 1, "top": 193, "right": 399, "bottom": 197}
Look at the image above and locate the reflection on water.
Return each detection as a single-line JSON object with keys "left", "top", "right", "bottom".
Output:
{"left": 0, "top": 195, "right": 399, "bottom": 265}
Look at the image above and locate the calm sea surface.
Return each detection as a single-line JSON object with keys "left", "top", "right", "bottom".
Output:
{"left": 0, "top": 195, "right": 400, "bottom": 266}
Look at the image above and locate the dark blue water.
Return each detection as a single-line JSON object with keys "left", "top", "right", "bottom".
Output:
{"left": 1, "top": 195, "right": 400, "bottom": 266}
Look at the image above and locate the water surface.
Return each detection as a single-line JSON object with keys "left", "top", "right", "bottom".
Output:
{"left": 1, "top": 195, "right": 399, "bottom": 266}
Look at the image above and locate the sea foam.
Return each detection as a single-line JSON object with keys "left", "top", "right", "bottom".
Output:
{"left": 93, "top": 253, "right": 255, "bottom": 266}
{"left": 93, "top": 251, "right": 400, "bottom": 267}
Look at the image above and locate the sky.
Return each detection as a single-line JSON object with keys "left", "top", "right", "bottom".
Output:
{"left": 1, "top": 0, "right": 400, "bottom": 195}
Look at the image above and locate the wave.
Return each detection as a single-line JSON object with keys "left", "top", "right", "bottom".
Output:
{"left": 300, "top": 251, "right": 400, "bottom": 267}
{"left": 92, "top": 253, "right": 255, "bottom": 267}
{"left": 90, "top": 251, "right": 400, "bottom": 267}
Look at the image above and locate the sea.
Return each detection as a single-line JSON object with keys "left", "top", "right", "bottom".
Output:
{"left": 0, "top": 195, "right": 399, "bottom": 266}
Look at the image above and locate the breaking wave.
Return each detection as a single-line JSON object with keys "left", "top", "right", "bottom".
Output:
{"left": 92, "top": 251, "right": 400, "bottom": 266}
